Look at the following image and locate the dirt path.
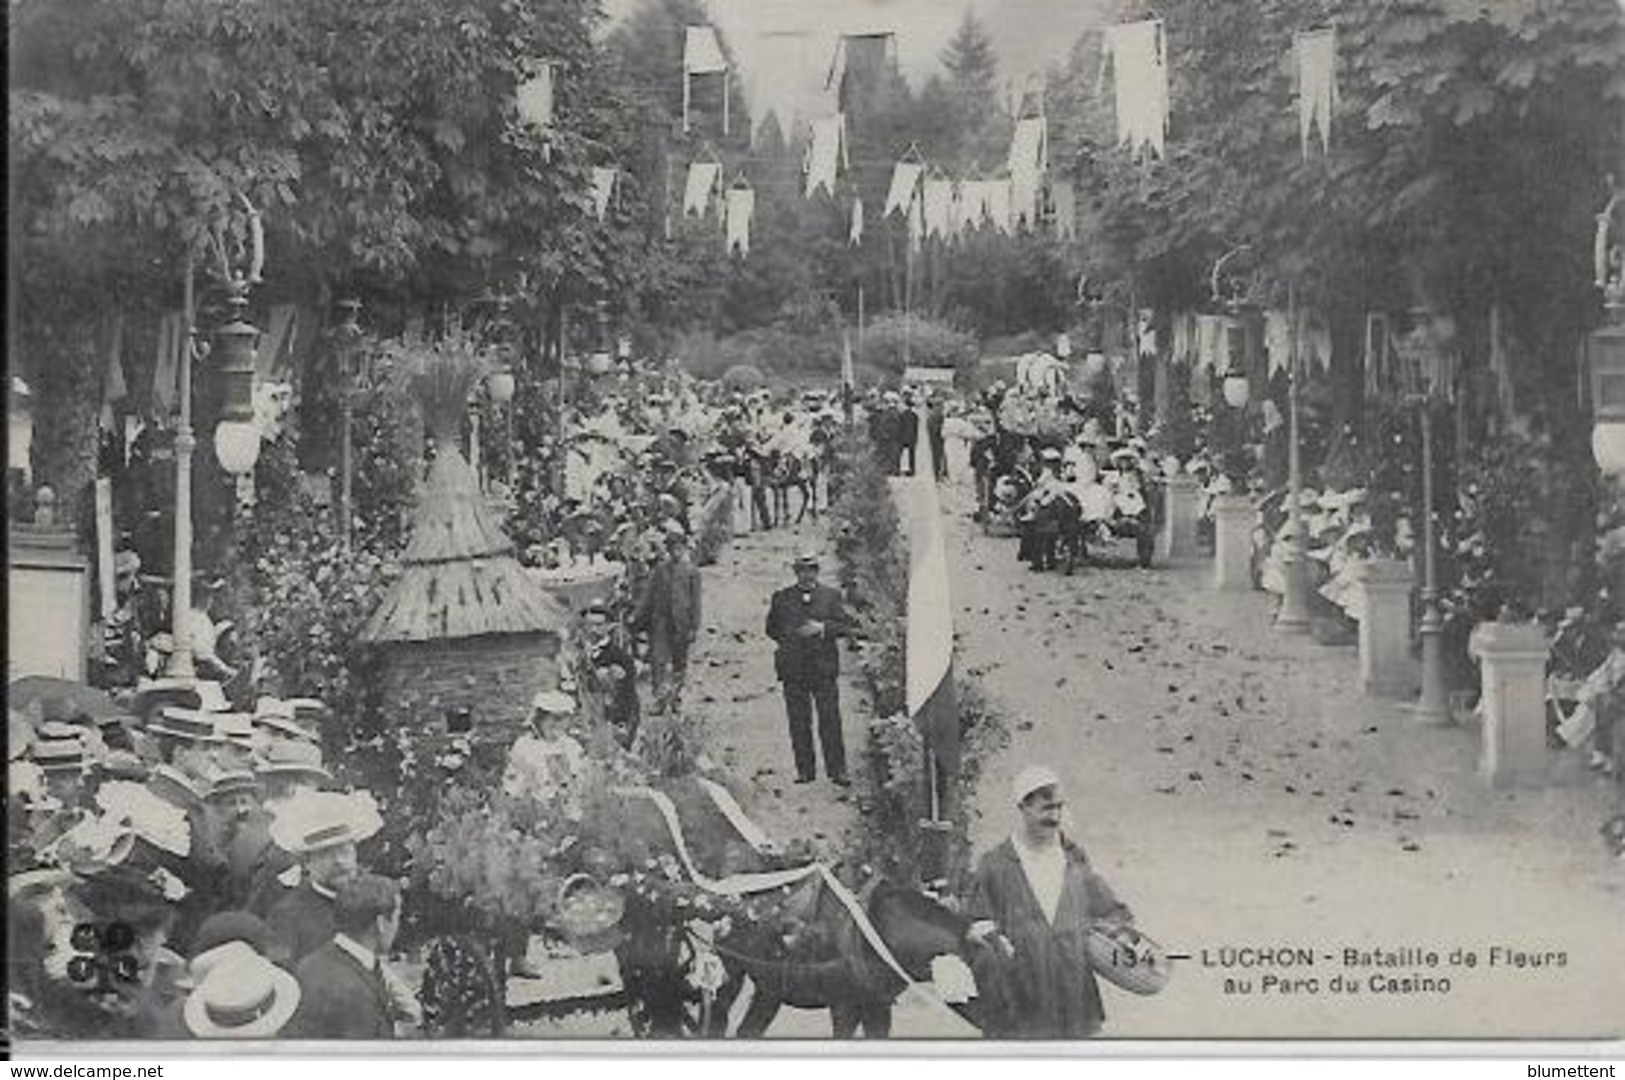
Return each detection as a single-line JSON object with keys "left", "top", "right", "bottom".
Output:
{"left": 937, "top": 475, "right": 1624, "bottom": 1039}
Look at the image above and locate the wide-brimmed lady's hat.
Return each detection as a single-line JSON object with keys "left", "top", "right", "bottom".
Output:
{"left": 183, "top": 952, "right": 300, "bottom": 1038}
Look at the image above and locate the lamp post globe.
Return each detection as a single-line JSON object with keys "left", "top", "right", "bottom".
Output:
{"left": 213, "top": 420, "right": 262, "bottom": 477}
{"left": 1223, "top": 373, "right": 1251, "bottom": 409}
{"left": 1593, "top": 422, "right": 1625, "bottom": 475}
{"left": 487, "top": 367, "right": 516, "bottom": 405}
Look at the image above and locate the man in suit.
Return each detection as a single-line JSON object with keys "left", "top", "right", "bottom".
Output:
{"left": 262, "top": 821, "right": 360, "bottom": 962}
{"left": 288, "top": 873, "right": 401, "bottom": 1039}
{"left": 765, "top": 548, "right": 852, "bottom": 787}
{"left": 576, "top": 603, "right": 641, "bottom": 750}
{"left": 925, "top": 392, "right": 948, "bottom": 481}
{"left": 897, "top": 392, "right": 920, "bottom": 477}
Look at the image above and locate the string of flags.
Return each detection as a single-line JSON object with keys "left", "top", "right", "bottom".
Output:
{"left": 633, "top": 16, "right": 1340, "bottom": 256}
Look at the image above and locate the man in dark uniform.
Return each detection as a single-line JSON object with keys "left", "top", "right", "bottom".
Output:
{"left": 765, "top": 548, "right": 852, "bottom": 787}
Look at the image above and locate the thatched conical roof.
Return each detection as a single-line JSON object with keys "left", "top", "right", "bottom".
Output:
{"left": 360, "top": 445, "right": 570, "bottom": 645}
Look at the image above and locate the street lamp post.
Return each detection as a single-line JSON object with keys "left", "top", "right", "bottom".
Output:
{"left": 1275, "top": 286, "right": 1313, "bottom": 634}
{"left": 1410, "top": 385, "right": 1450, "bottom": 722}
{"left": 168, "top": 256, "right": 200, "bottom": 680}
{"left": 1396, "top": 306, "right": 1454, "bottom": 723}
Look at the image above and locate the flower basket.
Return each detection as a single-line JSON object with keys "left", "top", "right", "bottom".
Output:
{"left": 552, "top": 873, "right": 626, "bottom": 954}
{"left": 1085, "top": 923, "right": 1172, "bottom": 996}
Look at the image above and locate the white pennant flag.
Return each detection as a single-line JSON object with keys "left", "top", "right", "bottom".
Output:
{"left": 590, "top": 167, "right": 617, "bottom": 221}
{"left": 1008, "top": 117, "right": 1047, "bottom": 229}
{"left": 985, "top": 179, "right": 1013, "bottom": 235}
{"left": 884, "top": 161, "right": 923, "bottom": 217}
{"left": 923, "top": 178, "right": 954, "bottom": 238}
{"left": 725, "top": 186, "right": 754, "bottom": 255}
{"left": 1296, "top": 28, "right": 1338, "bottom": 158}
{"left": 515, "top": 62, "right": 555, "bottom": 132}
{"left": 684, "top": 26, "right": 728, "bottom": 74}
{"left": 683, "top": 162, "right": 721, "bottom": 217}
{"left": 850, "top": 197, "right": 864, "bottom": 246}
{"left": 1105, "top": 20, "right": 1169, "bottom": 158}
{"left": 804, "top": 114, "right": 846, "bottom": 198}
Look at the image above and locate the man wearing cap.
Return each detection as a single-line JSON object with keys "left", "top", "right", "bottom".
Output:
{"left": 635, "top": 525, "right": 704, "bottom": 709}
{"left": 965, "top": 766, "right": 1134, "bottom": 1038}
{"left": 765, "top": 548, "right": 852, "bottom": 786}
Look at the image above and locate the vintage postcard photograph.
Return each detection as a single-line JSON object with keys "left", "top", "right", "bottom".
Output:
{"left": 6, "top": 0, "right": 1624, "bottom": 1053}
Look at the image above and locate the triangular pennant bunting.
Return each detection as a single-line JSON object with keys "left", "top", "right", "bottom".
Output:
{"left": 683, "top": 161, "right": 721, "bottom": 217}
{"left": 1104, "top": 20, "right": 1169, "bottom": 158}
{"left": 725, "top": 185, "right": 754, "bottom": 255}
{"left": 885, "top": 161, "right": 923, "bottom": 217}
{"left": 803, "top": 114, "right": 846, "bottom": 198}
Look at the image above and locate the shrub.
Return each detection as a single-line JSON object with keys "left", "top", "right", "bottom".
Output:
{"left": 858, "top": 314, "right": 978, "bottom": 385}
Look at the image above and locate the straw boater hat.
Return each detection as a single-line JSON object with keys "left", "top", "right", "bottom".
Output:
{"left": 147, "top": 763, "right": 205, "bottom": 810}
{"left": 204, "top": 770, "right": 263, "bottom": 803}
{"left": 132, "top": 678, "right": 229, "bottom": 722}
{"left": 268, "top": 790, "right": 383, "bottom": 856}
{"left": 252, "top": 698, "right": 319, "bottom": 744}
{"left": 32, "top": 732, "right": 87, "bottom": 774}
{"left": 212, "top": 713, "right": 258, "bottom": 751}
{"left": 255, "top": 740, "right": 331, "bottom": 786}
{"left": 183, "top": 951, "right": 300, "bottom": 1039}
{"left": 148, "top": 707, "right": 222, "bottom": 744}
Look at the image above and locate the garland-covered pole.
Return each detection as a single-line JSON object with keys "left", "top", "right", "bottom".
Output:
{"left": 168, "top": 252, "right": 198, "bottom": 680}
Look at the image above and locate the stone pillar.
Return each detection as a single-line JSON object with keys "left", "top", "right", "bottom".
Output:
{"left": 1159, "top": 475, "right": 1201, "bottom": 561}
{"left": 1211, "top": 494, "right": 1254, "bottom": 591}
{"left": 1474, "top": 622, "right": 1550, "bottom": 787}
{"left": 1352, "top": 559, "right": 1417, "bottom": 698}
{"left": 8, "top": 521, "right": 90, "bottom": 682}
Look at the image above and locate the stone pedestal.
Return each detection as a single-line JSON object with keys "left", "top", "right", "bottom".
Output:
{"left": 1211, "top": 494, "right": 1254, "bottom": 591}
{"left": 1475, "top": 622, "right": 1550, "bottom": 788}
{"left": 1159, "top": 475, "right": 1201, "bottom": 561}
{"left": 1352, "top": 559, "right": 1417, "bottom": 699}
{"left": 7, "top": 526, "right": 90, "bottom": 682}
